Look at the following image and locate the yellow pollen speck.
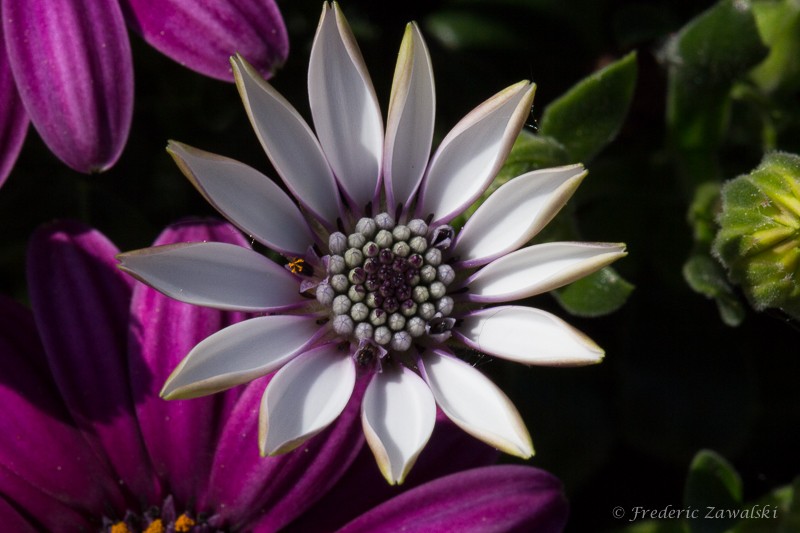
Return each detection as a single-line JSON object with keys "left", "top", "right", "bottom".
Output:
{"left": 175, "top": 514, "right": 196, "bottom": 532}
{"left": 110, "top": 523, "right": 130, "bottom": 533}
{"left": 288, "top": 257, "right": 306, "bottom": 274}
{"left": 144, "top": 519, "right": 165, "bottom": 533}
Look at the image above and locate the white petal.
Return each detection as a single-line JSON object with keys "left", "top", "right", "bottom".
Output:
{"left": 231, "top": 55, "right": 342, "bottom": 226}
{"left": 419, "top": 349, "right": 532, "bottom": 458}
{"left": 362, "top": 365, "right": 436, "bottom": 484}
{"left": 168, "top": 142, "right": 315, "bottom": 255}
{"left": 417, "top": 81, "right": 536, "bottom": 226}
{"left": 259, "top": 343, "right": 355, "bottom": 455}
{"left": 455, "top": 306, "right": 604, "bottom": 366}
{"left": 118, "top": 242, "right": 304, "bottom": 312}
{"left": 384, "top": 22, "right": 435, "bottom": 211}
{"left": 466, "top": 242, "right": 627, "bottom": 303}
{"left": 308, "top": 3, "right": 383, "bottom": 210}
{"left": 161, "top": 315, "right": 323, "bottom": 400}
{"left": 453, "top": 165, "right": 587, "bottom": 267}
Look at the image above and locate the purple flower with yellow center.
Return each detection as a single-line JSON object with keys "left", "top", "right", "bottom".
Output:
{"left": 0, "top": 219, "right": 568, "bottom": 532}
{"left": 118, "top": 2, "right": 626, "bottom": 484}
{"left": 0, "top": 0, "right": 288, "bottom": 185}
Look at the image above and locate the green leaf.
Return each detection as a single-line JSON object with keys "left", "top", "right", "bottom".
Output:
{"left": 688, "top": 181, "right": 723, "bottom": 246}
{"left": 451, "top": 131, "right": 570, "bottom": 227}
{"left": 496, "top": 131, "right": 572, "bottom": 181}
{"left": 683, "top": 253, "right": 745, "bottom": 327}
{"left": 683, "top": 450, "right": 742, "bottom": 533}
{"left": 539, "top": 51, "right": 637, "bottom": 162}
{"left": 552, "top": 266, "right": 634, "bottom": 317}
{"left": 683, "top": 182, "right": 746, "bottom": 326}
{"left": 424, "top": 10, "right": 525, "bottom": 50}
{"left": 729, "top": 476, "right": 798, "bottom": 533}
{"left": 751, "top": 0, "right": 800, "bottom": 94}
{"left": 665, "top": 0, "right": 769, "bottom": 153}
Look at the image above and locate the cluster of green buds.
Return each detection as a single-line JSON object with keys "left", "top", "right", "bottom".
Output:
{"left": 316, "top": 213, "right": 456, "bottom": 351}
{"left": 714, "top": 152, "right": 800, "bottom": 319}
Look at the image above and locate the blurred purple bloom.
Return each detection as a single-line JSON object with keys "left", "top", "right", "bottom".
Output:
{"left": 0, "top": 219, "right": 567, "bottom": 532}
{"left": 0, "top": 0, "right": 288, "bottom": 182}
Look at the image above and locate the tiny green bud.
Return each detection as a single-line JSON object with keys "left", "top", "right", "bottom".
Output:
{"left": 374, "top": 326, "right": 392, "bottom": 345}
{"left": 375, "top": 229, "right": 393, "bottom": 248}
{"left": 329, "top": 232, "right": 347, "bottom": 254}
{"left": 355, "top": 322, "right": 374, "bottom": 340}
{"left": 388, "top": 312, "right": 406, "bottom": 331}
{"left": 409, "top": 236, "right": 428, "bottom": 253}
{"left": 375, "top": 212, "right": 395, "bottom": 230}
{"left": 345, "top": 248, "right": 364, "bottom": 268}
{"left": 392, "top": 241, "right": 410, "bottom": 257}
{"left": 424, "top": 248, "right": 442, "bottom": 266}
{"left": 348, "top": 232, "right": 366, "bottom": 249}
{"left": 392, "top": 225, "right": 411, "bottom": 242}
{"left": 390, "top": 331, "right": 412, "bottom": 351}
{"left": 328, "top": 255, "right": 345, "bottom": 275}
{"left": 332, "top": 315, "right": 354, "bottom": 335}
{"left": 331, "top": 274, "right": 349, "bottom": 293}
{"left": 412, "top": 286, "right": 430, "bottom": 303}
{"left": 419, "top": 302, "right": 435, "bottom": 320}
{"left": 350, "top": 302, "right": 369, "bottom": 321}
{"left": 332, "top": 295, "right": 352, "bottom": 315}
{"left": 355, "top": 217, "right": 377, "bottom": 238}
{"left": 407, "top": 219, "right": 428, "bottom": 236}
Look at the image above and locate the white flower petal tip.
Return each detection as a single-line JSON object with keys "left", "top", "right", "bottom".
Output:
{"left": 384, "top": 22, "right": 435, "bottom": 211}
{"left": 362, "top": 365, "right": 436, "bottom": 485}
{"left": 229, "top": 54, "right": 342, "bottom": 227}
{"left": 466, "top": 242, "right": 628, "bottom": 303}
{"left": 259, "top": 344, "right": 356, "bottom": 456}
{"left": 160, "top": 315, "right": 323, "bottom": 400}
{"left": 420, "top": 350, "right": 534, "bottom": 459}
{"left": 166, "top": 142, "right": 315, "bottom": 256}
{"left": 117, "top": 242, "right": 304, "bottom": 312}
{"left": 309, "top": 2, "right": 383, "bottom": 211}
{"left": 456, "top": 306, "right": 605, "bottom": 366}
{"left": 417, "top": 81, "right": 536, "bottom": 226}
{"left": 454, "top": 164, "right": 588, "bottom": 268}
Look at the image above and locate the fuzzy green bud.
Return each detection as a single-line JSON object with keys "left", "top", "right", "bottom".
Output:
{"left": 714, "top": 152, "right": 800, "bottom": 319}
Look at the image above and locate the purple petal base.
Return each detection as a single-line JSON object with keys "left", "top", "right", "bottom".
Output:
{"left": 129, "top": 220, "right": 249, "bottom": 507}
{"left": 337, "top": 465, "right": 568, "bottom": 533}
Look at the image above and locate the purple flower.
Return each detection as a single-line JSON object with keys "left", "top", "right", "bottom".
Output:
{"left": 0, "top": 0, "right": 288, "bottom": 183}
{"left": 0, "top": 219, "right": 567, "bottom": 532}
{"left": 118, "top": 2, "right": 625, "bottom": 484}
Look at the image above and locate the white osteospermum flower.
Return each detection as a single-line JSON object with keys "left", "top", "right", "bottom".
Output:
{"left": 118, "top": 2, "right": 626, "bottom": 485}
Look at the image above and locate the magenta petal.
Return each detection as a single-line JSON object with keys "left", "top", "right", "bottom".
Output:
{"left": 0, "top": 295, "right": 126, "bottom": 518}
{"left": 26, "top": 221, "right": 158, "bottom": 503}
{"left": 2, "top": 0, "right": 133, "bottom": 173}
{"left": 289, "top": 412, "right": 498, "bottom": 532}
{"left": 206, "top": 377, "right": 368, "bottom": 531}
{"left": 0, "top": 22, "right": 28, "bottom": 188}
{"left": 0, "top": 493, "right": 39, "bottom": 533}
{"left": 129, "top": 220, "right": 249, "bottom": 505}
{"left": 337, "top": 465, "right": 568, "bottom": 533}
{"left": 0, "top": 467, "right": 91, "bottom": 531}
{"left": 121, "top": 0, "right": 289, "bottom": 81}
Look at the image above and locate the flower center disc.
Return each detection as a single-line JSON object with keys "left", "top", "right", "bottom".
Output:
{"left": 318, "top": 214, "right": 455, "bottom": 351}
